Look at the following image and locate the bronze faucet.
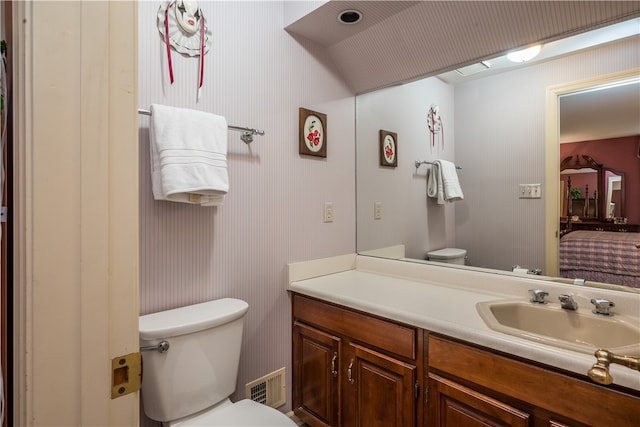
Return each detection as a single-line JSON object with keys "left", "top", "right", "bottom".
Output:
{"left": 588, "top": 349, "right": 640, "bottom": 385}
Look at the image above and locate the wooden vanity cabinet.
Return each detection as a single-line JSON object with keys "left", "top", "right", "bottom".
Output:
{"left": 341, "top": 342, "right": 418, "bottom": 427}
{"left": 427, "top": 334, "right": 640, "bottom": 427}
{"left": 292, "top": 321, "right": 340, "bottom": 426}
{"left": 292, "top": 294, "right": 423, "bottom": 427}
{"left": 292, "top": 294, "right": 640, "bottom": 427}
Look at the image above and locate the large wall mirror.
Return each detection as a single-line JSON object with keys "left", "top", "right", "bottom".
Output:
{"left": 356, "top": 19, "right": 640, "bottom": 292}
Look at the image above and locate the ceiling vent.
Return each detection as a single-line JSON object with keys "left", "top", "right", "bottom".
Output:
{"left": 455, "top": 61, "right": 490, "bottom": 77}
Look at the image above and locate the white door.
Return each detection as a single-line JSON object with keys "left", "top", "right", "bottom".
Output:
{"left": 12, "top": 2, "right": 139, "bottom": 425}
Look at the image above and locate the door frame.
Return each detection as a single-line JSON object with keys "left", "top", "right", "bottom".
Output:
{"left": 544, "top": 68, "right": 640, "bottom": 276}
{"left": 12, "top": 2, "right": 139, "bottom": 425}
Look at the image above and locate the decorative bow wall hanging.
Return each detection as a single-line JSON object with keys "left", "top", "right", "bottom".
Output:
{"left": 157, "top": 0, "right": 212, "bottom": 100}
{"left": 427, "top": 104, "right": 444, "bottom": 151}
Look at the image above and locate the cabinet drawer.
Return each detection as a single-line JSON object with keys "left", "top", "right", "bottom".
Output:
{"left": 428, "top": 334, "right": 640, "bottom": 427}
{"left": 293, "top": 294, "right": 417, "bottom": 360}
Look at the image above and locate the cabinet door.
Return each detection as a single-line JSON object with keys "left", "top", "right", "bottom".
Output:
{"left": 427, "top": 373, "right": 530, "bottom": 427}
{"left": 293, "top": 321, "right": 341, "bottom": 427}
{"left": 342, "top": 342, "right": 416, "bottom": 427}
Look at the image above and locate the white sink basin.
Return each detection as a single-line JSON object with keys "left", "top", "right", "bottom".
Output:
{"left": 476, "top": 299, "right": 640, "bottom": 356}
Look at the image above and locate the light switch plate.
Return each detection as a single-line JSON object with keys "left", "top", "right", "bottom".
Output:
{"left": 324, "top": 202, "right": 334, "bottom": 223}
{"left": 519, "top": 184, "right": 542, "bottom": 199}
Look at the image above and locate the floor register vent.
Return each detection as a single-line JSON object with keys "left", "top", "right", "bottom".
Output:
{"left": 245, "top": 367, "right": 286, "bottom": 408}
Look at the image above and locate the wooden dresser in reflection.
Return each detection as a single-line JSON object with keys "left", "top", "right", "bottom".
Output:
{"left": 562, "top": 221, "right": 640, "bottom": 233}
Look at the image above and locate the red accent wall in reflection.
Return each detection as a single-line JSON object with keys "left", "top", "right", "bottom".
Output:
{"left": 560, "top": 135, "right": 640, "bottom": 224}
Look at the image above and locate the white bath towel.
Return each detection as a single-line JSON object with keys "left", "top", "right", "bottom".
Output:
{"left": 149, "top": 104, "right": 228, "bottom": 206}
{"left": 427, "top": 159, "right": 463, "bottom": 204}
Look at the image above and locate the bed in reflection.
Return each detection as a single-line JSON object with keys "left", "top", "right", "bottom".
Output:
{"left": 559, "top": 230, "right": 640, "bottom": 288}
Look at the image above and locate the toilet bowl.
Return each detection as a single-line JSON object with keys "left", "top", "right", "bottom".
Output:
{"left": 163, "top": 398, "right": 294, "bottom": 427}
{"left": 139, "top": 298, "right": 296, "bottom": 427}
{"left": 426, "top": 247, "right": 467, "bottom": 265}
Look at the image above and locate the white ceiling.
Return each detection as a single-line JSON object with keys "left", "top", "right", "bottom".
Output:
{"left": 560, "top": 80, "right": 640, "bottom": 143}
{"left": 438, "top": 18, "right": 640, "bottom": 84}
{"left": 286, "top": 1, "right": 640, "bottom": 94}
{"left": 286, "top": 1, "right": 640, "bottom": 143}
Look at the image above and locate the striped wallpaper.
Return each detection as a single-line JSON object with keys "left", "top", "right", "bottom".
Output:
{"left": 138, "top": 2, "right": 355, "bottom": 425}
{"left": 454, "top": 37, "right": 640, "bottom": 272}
{"left": 137, "top": 1, "right": 639, "bottom": 425}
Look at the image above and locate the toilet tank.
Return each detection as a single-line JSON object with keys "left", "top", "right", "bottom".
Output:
{"left": 139, "top": 298, "right": 249, "bottom": 423}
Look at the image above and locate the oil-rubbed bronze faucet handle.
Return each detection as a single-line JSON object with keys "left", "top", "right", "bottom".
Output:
{"left": 588, "top": 349, "right": 614, "bottom": 385}
{"left": 588, "top": 348, "right": 640, "bottom": 385}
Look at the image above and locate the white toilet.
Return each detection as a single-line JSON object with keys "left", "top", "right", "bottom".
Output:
{"left": 139, "top": 298, "right": 297, "bottom": 427}
{"left": 426, "top": 247, "right": 467, "bottom": 265}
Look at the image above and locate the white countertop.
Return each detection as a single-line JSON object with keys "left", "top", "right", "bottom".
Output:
{"left": 287, "top": 254, "right": 640, "bottom": 392}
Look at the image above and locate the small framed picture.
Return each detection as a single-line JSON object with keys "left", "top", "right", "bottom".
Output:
{"left": 379, "top": 130, "right": 397, "bottom": 167}
{"left": 299, "top": 108, "right": 327, "bottom": 158}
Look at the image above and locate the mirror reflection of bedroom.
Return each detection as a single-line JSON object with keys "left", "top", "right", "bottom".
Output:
{"left": 558, "top": 80, "right": 640, "bottom": 288}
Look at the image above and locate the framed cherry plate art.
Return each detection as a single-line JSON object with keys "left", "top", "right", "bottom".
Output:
{"left": 299, "top": 108, "right": 327, "bottom": 158}
{"left": 379, "top": 130, "right": 397, "bottom": 167}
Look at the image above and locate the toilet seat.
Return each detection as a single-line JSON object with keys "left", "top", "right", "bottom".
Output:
{"left": 427, "top": 247, "right": 466, "bottom": 259}
{"left": 169, "top": 399, "right": 297, "bottom": 426}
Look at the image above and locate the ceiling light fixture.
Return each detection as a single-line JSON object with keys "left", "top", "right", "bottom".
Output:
{"left": 506, "top": 45, "right": 542, "bottom": 63}
{"left": 338, "top": 9, "right": 362, "bottom": 25}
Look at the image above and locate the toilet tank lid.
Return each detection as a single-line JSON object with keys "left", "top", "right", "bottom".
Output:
{"left": 139, "top": 298, "right": 249, "bottom": 340}
{"left": 427, "top": 248, "right": 466, "bottom": 259}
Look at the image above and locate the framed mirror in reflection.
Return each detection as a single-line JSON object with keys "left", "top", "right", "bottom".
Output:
{"left": 559, "top": 153, "right": 632, "bottom": 226}
{"left": 356, "top": 24, "right": 640, "bottom": 291}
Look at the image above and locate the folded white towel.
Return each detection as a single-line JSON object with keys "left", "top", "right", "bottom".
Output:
{"left": 427, "top": 162, "right": 445, "bottom": 204}
{"left": 439, "top": 159, "right": 464, "bottom": 202}
{"left": 427, "top": 159, "right": 463, "bottom": 204}
{"left": 149, "top": 104, "right": 228, "bottom": 206}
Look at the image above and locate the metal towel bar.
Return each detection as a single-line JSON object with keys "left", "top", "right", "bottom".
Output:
{"left": 138, "top": 108, "right": 265, "bottom": 144}
{"left": 415, "top": 160, "right": 462, "bottom": 170}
